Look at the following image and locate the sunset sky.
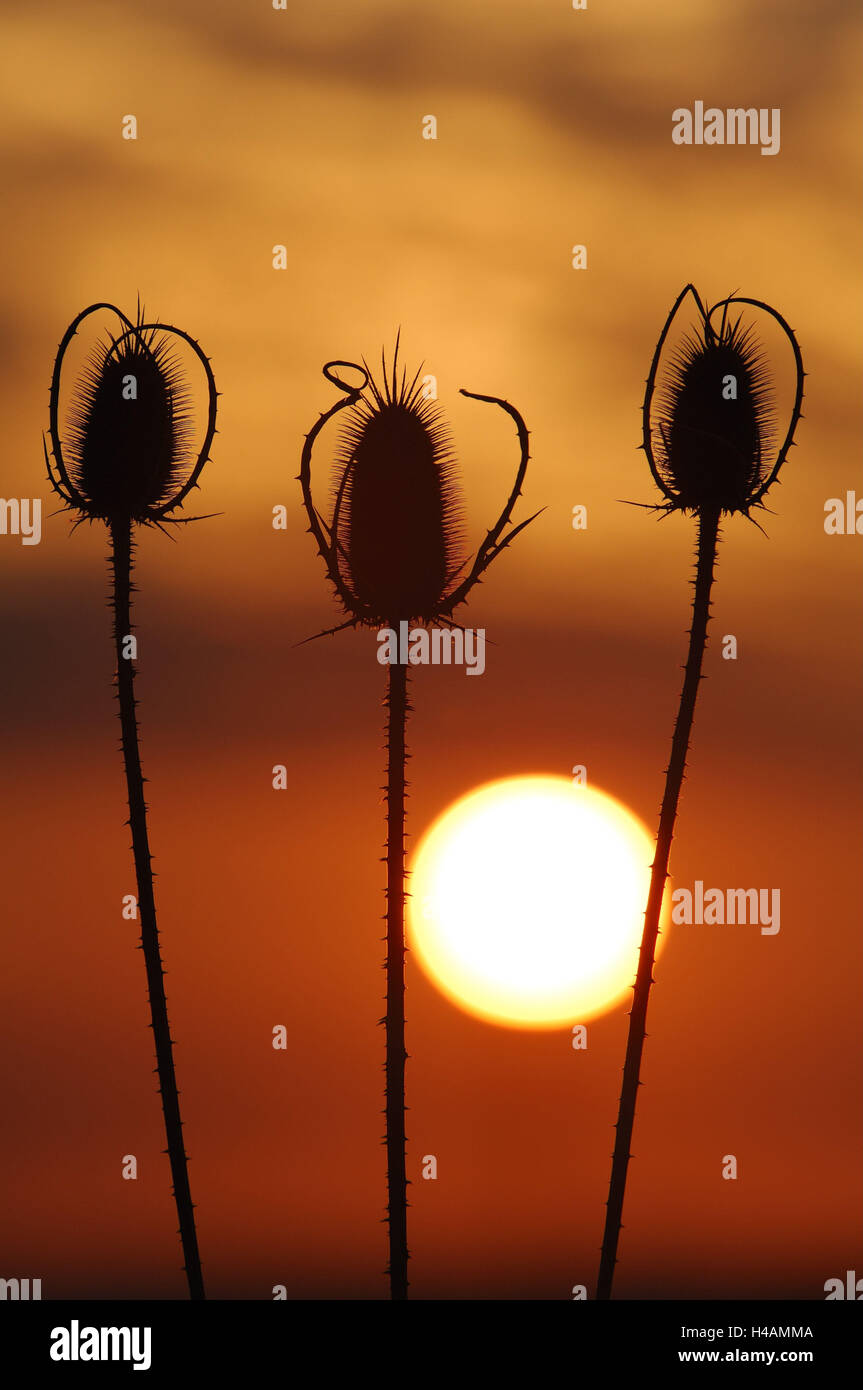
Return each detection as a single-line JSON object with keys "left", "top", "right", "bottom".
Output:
{"left": 0, "top": 0, "right": 860, "bottom": 1298}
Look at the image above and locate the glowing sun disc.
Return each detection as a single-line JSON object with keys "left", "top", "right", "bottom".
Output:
{"left": 408, "top": 775, "right": 666, "bottom": 1029}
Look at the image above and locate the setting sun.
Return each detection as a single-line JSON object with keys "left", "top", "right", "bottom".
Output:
{"left": 408, "top": 775, "right": 665, "bottom": 1029}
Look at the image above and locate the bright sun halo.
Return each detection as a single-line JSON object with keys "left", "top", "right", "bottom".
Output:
{"left": 408, "top": 775, "right": 666, "bottom": 1029}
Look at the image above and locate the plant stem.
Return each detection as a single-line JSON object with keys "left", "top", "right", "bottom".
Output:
{"left": 596, "top": 505, "right": 720, "bottom": 1301}
{"left": 110, "top": 517, "right": 205, "bottom": 1301}
{"left": 383, "top": 655, "right": 409, "bottom": 1300}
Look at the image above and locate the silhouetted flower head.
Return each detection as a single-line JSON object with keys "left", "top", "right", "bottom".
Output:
{"left": 332, "top": 345, "right": 464, "bottom": 623}
{"left": 46, "top": 302, "right": 217, "bottom": 527}
{"left": 300, "top": 336, "right": 536, "bottom": 637}
{"left": 643, "top": 286, "right": 804, "bottom": 517}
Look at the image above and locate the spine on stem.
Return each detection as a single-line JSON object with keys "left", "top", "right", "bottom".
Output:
{"left": 597, "top": 506, "right": 720, "bottom": 1301}
{"left": 110, "top": 517, "right": 205, "bottom": 1302}
{"left": 383, "top": 656, "right": 409, "bottom": 1301}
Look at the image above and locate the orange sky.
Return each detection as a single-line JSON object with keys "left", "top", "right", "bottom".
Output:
{"left": 0, "top": 0, "right": 860, "bottom": 1298}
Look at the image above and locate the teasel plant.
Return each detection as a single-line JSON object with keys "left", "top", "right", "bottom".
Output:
{"left": 44, "top": 301, "right": 217, "bottom": 1300}
{"left": 596, "top": 285, "right": 804, "bottom": 1299}
{"left": 300, "top": 339, "right": 536, "bottom": 1298}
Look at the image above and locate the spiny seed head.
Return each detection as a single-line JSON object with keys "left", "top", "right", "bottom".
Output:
{"left": 333, "top": 343, "right": 464, "bottom": 623}
{"left": 53, "top": 305, "right": 209, "bottom": 524}
{"left": 645, "top": 288, "right": 801, "bottom": 517}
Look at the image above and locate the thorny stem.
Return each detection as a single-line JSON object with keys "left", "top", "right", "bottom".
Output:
{"left": 110, "top": 517, "right": 205, "bottom": 1301}
{"left": 383, "top": 656, "right": 409, "bottom": 1300}
{"left": 596, "top": 506, "right": 720, "bottom": 1301}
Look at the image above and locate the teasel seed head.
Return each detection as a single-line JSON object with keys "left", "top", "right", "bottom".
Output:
{"left": 300, "top": 338, "right": 537, "bottom": 641}
{"left": 332, "top": 341, "right": 464, "bottom": 623}
{"left": 644, "top": 285, "right": 804, "bottom": 517}
{"left": 45, "top": 301, "right": 217, "bottom": 527}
